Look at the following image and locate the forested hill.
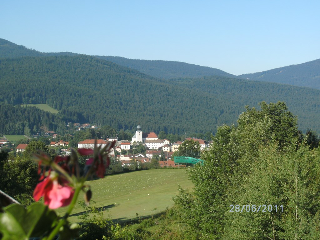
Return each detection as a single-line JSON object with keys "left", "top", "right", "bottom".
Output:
{"left": 0, "top": 38, "right": 235, "bottom": 79}
{"left": 0, "top": 55, "right": 236, "bottom": 134}
{"left": 95, "top": 56, "right": 235, "bottom": 79}
{"left": 240, "top": 59, "right": 320, "bottom": 89}
{"left": 2, "top": 55, "right": 320, "bottom": 134}
{"left": 0, "top": 38, "right": 43, "bottom": 58}
{"left": 0, "top": 38, "right": 77, "bottom": 58}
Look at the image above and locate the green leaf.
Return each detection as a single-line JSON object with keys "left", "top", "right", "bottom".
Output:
{"left": 0, "top": 202, "right": 58, "bottom": 239}
{"left": 0, "top": 205, "right": 27, "bottom": 240}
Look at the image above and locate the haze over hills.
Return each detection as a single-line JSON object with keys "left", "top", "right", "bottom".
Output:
{"left": 95, "top": 56, "right": 236, "bottom": 79}
{"left": 240, "top": 59, "right": 320, "bottom": 90}
{"left": 1, "top": 38, "right": 320, "bottom": 134}
{"left": 2, "top": 38, "right": 320, "bottom": 89}
{"left": 0, "top": 38, "right": 77, "bottom": 58}
{"left": 0, "top": 38, "right": 234, "bottom": 79}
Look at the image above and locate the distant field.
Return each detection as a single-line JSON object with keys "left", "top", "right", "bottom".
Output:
{"left": 4, "top": 135, "right": 28, "bottom": 142}
{"left": 58, "top": 169, "right": 194, "bottom": 222}
{"left": 21, "top": 104, "right": 59, "bottom": 114}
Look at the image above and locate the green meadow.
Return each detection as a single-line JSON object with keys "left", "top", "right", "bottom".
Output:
{"left": 3, "top": 135, "right": 28, "bottom": 142}
{"left": 59, "top": 169, "right": 193, "bottom": 222}
{"left": 21, "top": 104, "right": 59, "bottom": 114}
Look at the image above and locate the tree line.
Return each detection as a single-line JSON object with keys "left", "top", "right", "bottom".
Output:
{"left": 2, "top": 55, "right": 320, "bottom": 135}
{"left": 174, "top": 102, "right": 320, "bottom": 239}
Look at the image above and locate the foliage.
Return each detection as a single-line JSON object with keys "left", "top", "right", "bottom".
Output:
{"left": 174, "top": 102, "right": 320, "bottom": 239}
{"left": 97, "top": 55, "right": 235, "bottom": 79}
{"left": 77, "top": 203, "right": 122, "bottom": 240}
{"left": 240, "top": 58, "right": 320, "bottom": 90}
{"left": 174, "top": 139, "right": 201, "bottom": 159}
{"left": 2, "top": 53, "right": 320, "bottom": 135}
{"left": 0, "top": 140, "right": 115, "bottom": 239}
{"left": 24, "top": 140, "right": 49, "bottom": 156}
{"left": 223, "top": 143, "right": 320, "bottom": 239}
{"left": 0, "top": 202, "right": 78, "bottom": 240}
{"left": 0, "top": 157, "right": 38, "bottom": 205}
{"left": 117, "top": 207, "right": 198, "bottom": 239}
{"left": 150, "top": 155, "right": 160, "bottom": 169}
{"left": 0, "top": 104, "right": 67, "bottom": 136}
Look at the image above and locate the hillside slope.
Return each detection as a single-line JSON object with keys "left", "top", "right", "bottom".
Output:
{"left": 240, "top": 59, "right": 320, "bottom": 89}
{"left": 0, "top": 38, "right": 235, "bottom": 79}
{"left": 0, "top": 38, "right": 77, "bottom": 59}
{"left": 0, "top": 55, "right": 235, "bottom": 134}
{"left": 96, "top": 56, "right": 235, "bottom": 79}
{"left": 1, "top": 55, "right": 320, "bottom": 134}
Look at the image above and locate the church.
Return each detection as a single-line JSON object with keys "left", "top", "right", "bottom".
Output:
{"left": 131, "top": 125, "right": 158, "bottom": 144}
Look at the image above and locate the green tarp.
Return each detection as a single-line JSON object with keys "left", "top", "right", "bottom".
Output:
{"left": 174, "top": 156, "right": 204, "bottom": 165}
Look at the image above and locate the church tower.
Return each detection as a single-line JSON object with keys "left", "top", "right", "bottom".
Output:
{"left": 136, "top": 125, "right": 143, "bottom": 142}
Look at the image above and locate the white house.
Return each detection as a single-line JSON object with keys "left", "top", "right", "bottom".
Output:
{"left": 171, "top": 141, "right": 182, "bottom": 152}
{"left": 16, "top": 144, "right": 28, "bottom": 153}
{"left": 162, "top": 144, "right": 171, "bottom": 152}
{"left": 163, "top": 139, "right": 170, "bottom": 145}
{"left": 120, "top": 142, "right": 131, "bottom": 150}
{"left": 145, "top": 139, "right": 165, "bottom": 150}
{"left": 78, "top": 139, "right": 108, "bottom": 149}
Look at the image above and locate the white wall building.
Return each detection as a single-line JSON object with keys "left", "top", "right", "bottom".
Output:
{"left": 131, "top": 125, "right": 143, "bottom": 143}
{"left": 121, "top": 142, "right": 131, "bottom": 150}
{"left": 78, "top": 139, "right": 108, "bottom": 149}
{"left": 145, "top": 139, "right": 165, "bottom": 150}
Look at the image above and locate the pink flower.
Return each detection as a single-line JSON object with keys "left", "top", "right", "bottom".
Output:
{"left": 33, "top": 174, "right": 74, "bottom": 209}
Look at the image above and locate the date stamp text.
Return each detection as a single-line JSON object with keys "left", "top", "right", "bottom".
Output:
{"left": 229, "top": 205, "right": 284, "bottom": 213}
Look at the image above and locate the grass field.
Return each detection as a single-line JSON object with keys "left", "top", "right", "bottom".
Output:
{"left": 58, "top": 169, "right": 193, "bottom": 223}
{"left": 4, "top": 135, "right": 28, "bottom": 142}
{"left": 21, "top": 104, "right": 59, "bottom": 114}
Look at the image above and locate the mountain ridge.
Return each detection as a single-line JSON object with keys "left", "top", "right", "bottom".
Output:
{"left": 2, "top": 38, "right": 320, "bottom": 89}
{"left": 1, "top": 38, "right": 320, "bottom": 134}
{"left": 1, "top": 55, "right": 320, "bottom": 134}
{"left": 0, "top": 38, "right": 234, "bottom": 79}
{"left": 240, "top": 58, "right": 320, "bottom": 89}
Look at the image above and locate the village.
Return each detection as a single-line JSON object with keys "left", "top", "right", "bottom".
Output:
{"left": 1, "top": 125, "right": 209, "bottom": 168}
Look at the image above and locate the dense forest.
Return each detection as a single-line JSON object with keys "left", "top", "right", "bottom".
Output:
{"left": 2, "top": 37, "right": 320, "bottom": 89}
{"left": 0, "top": 104, "right": 67, "bottom": 135}
{"left": 96, "top": 56, "right": 235, "bottom": 79}
{"left": 0, "top": 38, "right": 234, "bottom": 79}
{"left": 0, "top": 38, "right": 77, "bottom": 58}
{"left": 1, "top": 55, "right": 320, "bottom": 134}
{"left": 1, "top": 38, "right": 320, "bottom": 135}
{"left": 240, "top": 58, "right": 320, "bottom": 89}
{"left": 0, "top": 55, "right": 229, "bottom": 134}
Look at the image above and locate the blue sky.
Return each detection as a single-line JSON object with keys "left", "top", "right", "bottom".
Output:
{"left": 1, "top": 0, "right": 319, "bottom": 75}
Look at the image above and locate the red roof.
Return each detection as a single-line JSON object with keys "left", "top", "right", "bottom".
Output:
{"left": 185, "top": 138, "right": 205, "bottom": 145}
{"left": 147, "top": 132, "right": 158, "bottom": 138}
{"left": 78, "top": 139, "right": 107, "bottom": 144}
{"left": 143, "top": 132, "right": 158, "bottom": 138}
{"left": 16, "top": 144, "right": 28, "bottom": 149}
{"left": 121, "top": 142, "right": 131, "bottom": 145}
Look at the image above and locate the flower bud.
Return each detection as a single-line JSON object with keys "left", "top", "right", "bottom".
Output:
{"left": 85, "top": 189, "right": 92, "bottom": 205}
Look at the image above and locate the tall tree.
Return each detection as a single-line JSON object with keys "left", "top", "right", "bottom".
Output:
{"left": 174, "top": 102, "right": 316, "bottom": 239}
{"left": 175, "top": 139, "right": 201, "bottom": 159}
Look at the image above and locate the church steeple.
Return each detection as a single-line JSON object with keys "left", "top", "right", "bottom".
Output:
{"left": 136, "top": 125, "right": 142, "bottom": 142}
